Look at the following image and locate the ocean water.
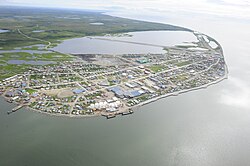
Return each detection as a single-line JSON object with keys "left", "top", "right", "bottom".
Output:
{"left": 1, "top": 11, "right": 250, "bottom": 166}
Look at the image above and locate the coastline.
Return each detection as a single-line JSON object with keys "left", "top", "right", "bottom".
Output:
{"left": 132, "top": 64, "right": 228, "bottom": 111}
{"left": 1, "top": 64, "right": 228, "bottom": 118}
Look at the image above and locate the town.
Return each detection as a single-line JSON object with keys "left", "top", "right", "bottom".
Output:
{"left": 0, "top": 32, "right": 227, "bottom": 119}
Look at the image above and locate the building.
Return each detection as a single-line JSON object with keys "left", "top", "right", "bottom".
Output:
{"left": 136, "top": 58, "right": 149, "bottom": 64}
{"left": 108, "top": 86, "right": 124, "bottom": 98}
{"left": 73, "top": 89, "right": 85, "bottom": 94}
{"left": 124, "top": 90, "right": 145, "bottom": 98}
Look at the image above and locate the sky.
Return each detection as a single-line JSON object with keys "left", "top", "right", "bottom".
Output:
{"left": 1, "top": 0, "right": 250, "bottom": 20}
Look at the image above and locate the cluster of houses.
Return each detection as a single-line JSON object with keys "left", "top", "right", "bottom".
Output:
{"left": 0, "top": 47, "right": 226, "bottom": 117}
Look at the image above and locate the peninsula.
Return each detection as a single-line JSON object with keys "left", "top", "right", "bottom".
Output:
{"left": 0, "top": 7, "right": 228, "bottom": 118}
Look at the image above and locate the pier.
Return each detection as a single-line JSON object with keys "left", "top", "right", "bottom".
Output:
{"left": 121, "top": 110, "right": 134, "bottom": 116}
{"left": 7, "top": 105, "right": 23, "bottom": 114}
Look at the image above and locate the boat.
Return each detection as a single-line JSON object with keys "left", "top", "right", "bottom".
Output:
{"left": 6, "top": 99, "right": 13, "bottom": 103}
{"left": 7, "top": 110, "right": 12, "bottom": 114}
{"left": 106, "top": 114, "right": 116, "bottom": 119}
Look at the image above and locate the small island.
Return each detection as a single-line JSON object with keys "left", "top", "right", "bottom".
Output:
{"left": 0, "top": 7, "right": 228, "bottom": 119}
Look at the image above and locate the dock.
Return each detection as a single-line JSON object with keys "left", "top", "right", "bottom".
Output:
{"left": 101, "top": 113, "right": 116, "bottom": 119}
{"left": 7, "top": 105, "right": 23, "bottom": 114}
{"left": 106, "top": 114, "right": 116, "bottom": 119}
{"left": 121, "top": 110, "right": 134, "bottom": 116}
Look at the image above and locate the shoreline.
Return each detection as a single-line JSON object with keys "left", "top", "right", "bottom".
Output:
{"left": 1, "top": 64, "right": 228, "bottom": 118}
{"left": 132, "top": 64, "right": 228, "bottom": 111}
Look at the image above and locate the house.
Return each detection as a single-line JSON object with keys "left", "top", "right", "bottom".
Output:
{"left": 124, "top": 90, "right": 145, "bottom": 98}
{"left": 73, "top": 89, "right": 85, "bottom": 94}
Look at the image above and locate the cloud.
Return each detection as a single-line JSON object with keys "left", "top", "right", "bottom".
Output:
{"left": 219, "top": 76, "right": 250, "bottom": 109}
{"left": 1, "top": 0, "right": 250, "bottom": 20}
{"left": 102, "top": 0, "right": 250, "bottom": 20}
{"left": 207, "top": 0, "right": 250, "bottom": 6}
{"left": 0, "top": 0, "right": 8, "bottom": 3}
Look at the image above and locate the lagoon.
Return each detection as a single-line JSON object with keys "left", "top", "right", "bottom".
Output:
{"left": 52, "top": 31, "right": 197, "bottom": 54}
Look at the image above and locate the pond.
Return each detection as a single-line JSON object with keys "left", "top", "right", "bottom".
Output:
{"left": 89, "top": 22, "right": 104, "bottom": 25}
{"left": 0, "top": 50, "right": 51, "bottom": 54}
{"left": 0, "top": 29, "right": 9, "bottom": 33}
{"left": 7, "top": 60, "right": 56, "bottom": 65}
{"left": 32, "top": 30, "right": 45, "bottom": 33}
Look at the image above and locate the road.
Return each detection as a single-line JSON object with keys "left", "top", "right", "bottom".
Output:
{"left": 17, "top": 29, "right": 52, "bottom": 49}
{"left": 90, "top": 37, "right": 172, "bottom": 49}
